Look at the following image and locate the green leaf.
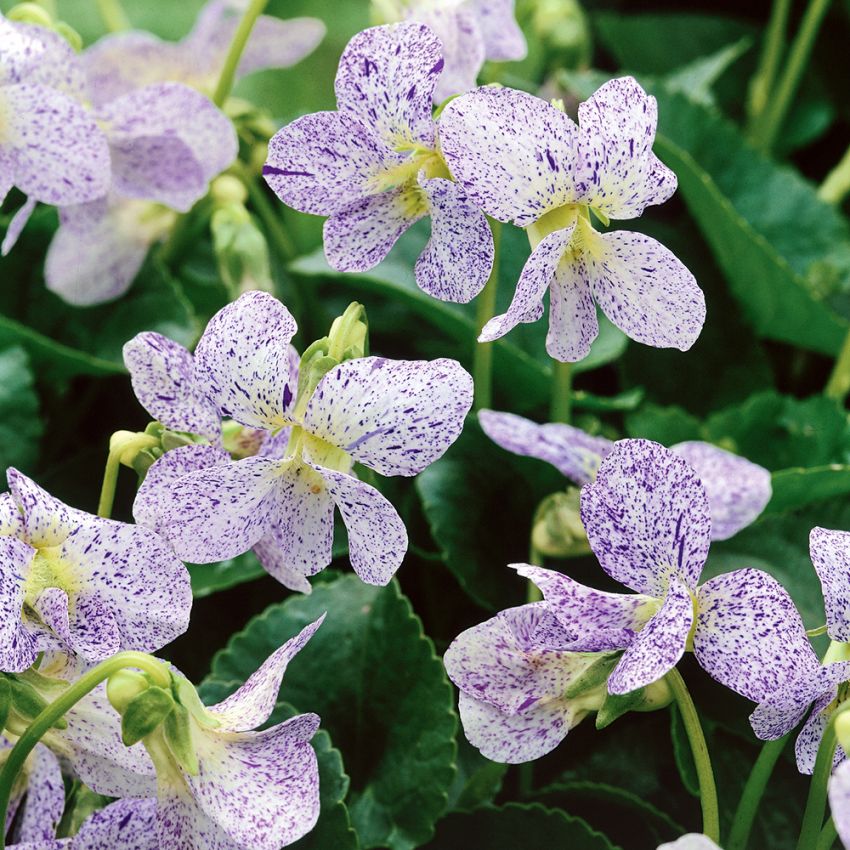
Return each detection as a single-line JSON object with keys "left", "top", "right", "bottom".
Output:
{"left": 201, "top": 576, "right": 456, "bottom": 850}
{"left": 0, "top": 346, "right": 42, "bottom": 471}
{"left": 416, "top": 416, "right": 565, "bottom": 611}
{"left": 420, "top": 803, "right": 616, "bottom": 850}
{"left": 663, "top": 38, "right": 752, "bottom": 107}
{"left": 188, "top": 553, "right": 269, "bottom": 599}
{"left": 768, "top": 465, "right": 850, "bottom": 513}
{"left": 626, "top": 404, "right": 701, "bottom": 445}
{"left": 445, "top": 735, "right": 507, "bottom": 814}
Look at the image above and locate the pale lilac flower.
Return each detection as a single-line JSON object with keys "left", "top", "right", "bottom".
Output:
{"left": 381, "top": 0, "right": 527, "bottom": 101}
{"left": 479, "top": 410, "right": 771, "bottom": 541}
{"left": 0, "top": 14, "right": 110, "bottom": 254}
{"left": 440, "top": 77, "right": 705, "bottom": 360}
{"left": 2, "top": 739, "right": 64, "bottom": 846}
{"left": 264, "top": 23, "right": 494, "bottom": 304}
{"left": 83, "top": 0, "right": 325, "bottom": 106}
{"left": 133, "top": 291, "right": 473, "bottom": 591}
{"left": 521, "top": 439, "right": 806, "bottom": 697}
{"left": 45, "top": 82, "right": 237, "bottom": 306}
{"left": 829, "top": 761, "right": 850, "bottom": 849}
{"left": 0, "top": 469, "right": 191, "bottom": 672}
{"left": 444, "top": 602, "right": 607, "bottom": 763}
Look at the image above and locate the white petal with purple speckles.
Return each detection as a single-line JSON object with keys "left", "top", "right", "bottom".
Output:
{"left": 303, "top": 356, "right": 473, "bottom": 476}
{"left": 323, "top": 187, "right": 423, "bottom": 273}
{"left": 829, "top": 760, "right": 850, "bottom": 848}
{"left": 228, "top": 15, "right": 325, "bottom": 78}
{"left": 479, "top": 410, "right": 612, "bottom": 485}
{"left": 335, "top": 23, "right": 441, "bottom": 150}
{"left": 795, "top": 686, "right": 847, "bottom": 774}
{"left": 1, "top": 17, "right": 85, "bottom": 94}
{"left": 415, "top": 6, "right": 484, "bottom": 102}
{"left": 1, "top": 195, "right": 36, "bottom": 255}
{"left": 186, "top": 713, "right": 320, "bottom": 850}
{"left": 516, "top": 565, "right": 657, "bottom": 651}
{"left": 251, "top": 460, "right": 334, "bottom": 592}
{"left": 458, "top": 689, "right": 575, "bottom": 764}
{"left": 264, "top": 111, "right": 391, "bottom": 216}
{"left": 124, "top": 332, "right": 221, "bottom": 441}
{"left": 469, "top": 0, "right": 527, "bottom": 61}
{"left": 440, "top": 87, "right": 578, "bottom": 226}
{"left": 15, "top": 746, "right": 63, "bottom": 844}
{"left": 134, "top": 453, "right": 281, "bottom": 563}
{"left": 0, "top": 535, "right": 36, "bottom": 672}
{"left": 585, "top": 229, "right": 705, "bottom": 352}
{"left": 308, "top": 463, "right": 407, "bottom": 585}
{"left": 445, "top": 602, "right": 587, "bottom": 713}
{"left": 73, "top": 798, "right": 158, "bottom": 850}
{"left": 546, "top": 251, "right": 600, "bottom": 362}
{"left": 7, "top": 468, "right": 73, "bottom": 548}
{"left": 194, "top": 291, "right": 298, "bottom": 430}
{"left": 810, "top": 527, "right": 850, "bottom": 642}
{"left": 209, "top": 616, "right": 325, "bottom": 731}
{"left": 575, "top": 76, "right": 677, "bottom": 219}
{"left": 693, "top": 569, "right": 817, "bottom": 703}
{"left": 479, "top": 226, "right": 574, "bottom": 343}
{"left": 415, "top": 174, "right": 493, "bottom": 302}
{"left": 658, "top": 836, "right": 722, "bottom": 850}
{"left": 607, "top": 575, "right": 693, "bottom": 695}
{"left": 672, "top": 442, "right": 771, "bottom": 541}
{"left": 580, "top": 440, "right": 711, "bottom": 595}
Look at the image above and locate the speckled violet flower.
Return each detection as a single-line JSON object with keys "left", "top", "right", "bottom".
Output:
{"left": 440, "top": 77, "right": 705, "bottom": 360}
{"left": 520, "top": 439, "right": 804, "bottom": 697}
{"left": 444, "top": 603, "right": 607, "bottom": 763}
{"left": 382, "top": 0, "right": 526, "bottom": 101}
{"left": 0, "top": 469, "right": 191, "bottom": 672}
{"left": 83, "top": 0, "right": 325, "bottom": 105}
{"left": 133, "top": 291, "right": 473, "bottom": 591}
{"left": 479, "top": 410, "right": 771, "bottom": 541}
{"left": 264, "top": 22, "right": 494, "bottom": 304}
{"left": 829, "top": 761, "right": 850, "bottom": 849}
{"left": 0, "top": 14, "right": 110, "bottom": 254}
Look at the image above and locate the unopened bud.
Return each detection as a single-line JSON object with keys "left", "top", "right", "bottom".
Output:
{"left": 107, "top": 670, "right": 151, "bottom": 715}
{"left": 211, "top": 203, "right": 274, "bottom": 295}
{"left": 210, "top": 175, "right": 248, "bottom": 207}
{"left": 835, "top": 708, "right": 850, "bottom": 751}
{"left": 531, "top": 489, "right": 591, "bottom": 558}
{"left": 532, "top": 0, "right": 592, "bottom": 66}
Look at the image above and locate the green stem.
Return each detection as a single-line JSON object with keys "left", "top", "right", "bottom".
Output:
{"left": 473, "top": 219, "right": 501, "bottom": 411}
{"left": 797, "top": 704, "right": 850, "bottom": 850}
{"left": 0, "top": 652, "right": 169, "bottom": 849}
{"left": 819, "top": 145, "right": 850, "bottom": 205}
{"left": 824, "top": 327, "right": 850, "bottom": 401}
{"left": 212, "top": 0, "right": 270, "bottom": 107}
{"left": 244, "top": 178, "right": 297, "bottom": 261}
{"left": 746, "top": 0, "right": 792, "bottom": 130}
{"left": 526, "top": 542, "right": 543, "bottom": 603}
{"left": 727, "top": 734, "right": 791, "bottom": 850}
{"left": 96, "top": 0, "right": 129, "bottom": 31}
{"left": 665, "top": 668, "right": 720, "bottom": 844}
{"left": 751, "top": 0, "right": 833, "bottom": 152}
{"left": 97, "top": 434, "right": 158, "bottom": 519}
{"left": 550, "top": 360, "right": 573, "bottom": 423}
{"left": 817, "top": 817, "right": 837, "bottom": 850}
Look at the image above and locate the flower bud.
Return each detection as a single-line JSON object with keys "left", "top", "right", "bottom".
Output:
{"left": 835, "top": 707, "right": 850, "bottom": 752}
{"left": 106, "top": 670, "right": 150, "bottom": 715}
{"left": 531, "top": 0, "right": 592, "bottom": 67}
{"left": 210, "top": 203, "right": 274, "bottom": 296}
{"left": 531, "top": 489, "right": 591, "bottom": 558}
{"left": 210, "top": 175, "right": 248, "bottom": 207}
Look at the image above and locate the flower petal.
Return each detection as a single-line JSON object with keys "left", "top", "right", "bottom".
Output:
{"left": 672, "top": 442, "right": 771, "bottom": 541}
{"left": 479, "top": 226, "right": 573, "bottom": 343}
{"left": 694, "top": 569, "right": 818, "bottom": 703}
{"left": 303, "top": 356, "right": 473, "bottom": 476}
{"left": 73, "top": 798, "right": 158, "bottom": 850}
{"left": 469, "top": 0, "right": 527, "bottom": 61}
{"left": 124, "top": 332, "right": 221, "bottom": 441}
{"left": 415, "top": 6, "right": 484, "bottom": 102}
{"left": 516, "top": 565, "right": 657, "bottom": 651}
{"left": 308, "top": 463, "right": 407, "bottom": 585}
{"left": 0, "top": 535, "right": 36, "bottom": 672}
{"left": 1, "top": 195, "right": 36, "bottom": 256}
{"left": 445, "top": 602, "right": 587, "bottom": 713}
{"left": 439, "top": 86, "right": 578, "bottom": 226}
{"left": 546, "top": 251, "right": 600, "bottom": 362}
{"left": 479, "top": 410, "right": 612, "bottom": 485}
{"left": 133, "top": 453, "right": 281, "bottom": 563}
{"left": 1, "top": 17, "right": 85, "bottom": 94}
{"left": 7, "top": 469, "right": 72, "bottom": 548}
{"left": 657, "top": 836, "right": 722, "bottom": 850}
{"left": 810, "top": 527, "right": 850, "bottom": 642}
{"left": 586, "top": 229, "right": 704, "bottom": 352}
{"left": 829, "top": 760, "right": 850, "bottom": 849}
{"left": 607, "top": 575, "right": 693, "bottom": 695}
{"left": 234, "top": 15, "right": 325, "bottom": 77}
{"left": 335, "top": 23, "right": 441, "bottom": 150}
{"left": 194, "top": 291, "right": 298, "bottom": 430}
{"left": 458, "top": 689, "right": 574, "bottom": 764}
{"left": 15, "top": 746, "right": 64, "bottom": 844}
{"left": 415, "top": 175, "right": 493, "bottom": 303}
{"left": 795, "top": 688, "right": 846, "bottom": 774}
{"left": 264, "top": 111, "right": 391, "bottom": 216}
{"left": 580, "top": 439, "right": 711, "bottom": 595}
{"left": 575, "top": 76, "right": 677, "bottom": 219}
{"left": 208, "top": 615, "right": 325, "bottom": 731}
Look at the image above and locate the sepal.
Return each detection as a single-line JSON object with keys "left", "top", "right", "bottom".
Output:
{"left": 164, "top": 702, "right": 198, "bottom": 776}
{"left": 563, "top": 653, "right": 619, "bottom": 699}
{"left": 120, "top": 686, "right": 175, "bottom": 747}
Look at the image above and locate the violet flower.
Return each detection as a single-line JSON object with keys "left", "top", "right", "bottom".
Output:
{"left": 264, "top": 22, "right": 494, "bottom": 304}
{"left": 1, "top": 739, "right": 63, "bottom": 846}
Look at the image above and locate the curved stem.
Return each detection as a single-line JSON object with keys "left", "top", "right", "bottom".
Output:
{"left": 96, "top": 0, "right": 130, "bottom": 32}
{"left": 817, "top": 817, "right": 837, "bottom": 850}
{"left": 727, "top": 734, "right": 791, "bottom": 850}
{"left": 550, "top": 361, "right": 573, "bottom": 423}
{"left": 97, "top": 434, "right": 159, "bottom": 519}
{"left": 819, "top": 145, "right": 850, "bottom": 205}
{"left": 751, "top": 0, "right": 833, "bottom": 152}
{"left": 665, "top": 668, "right": 720, "bottom": 844}
{"left": 824, "top": 326, "right": 850, "bottom": 401}
{"left": 746, "top": 0, "right": 792, "bottom": 129}
{"left": 212, "top": 0, "right": 270, "bottom": 107}
{"left": 473, "top": 219, "right": 501, "bottom": 411}
{"left": 0, "top": 652, "right": 169, "bottom": 848}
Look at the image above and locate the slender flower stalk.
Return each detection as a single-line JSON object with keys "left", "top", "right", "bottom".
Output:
{"left": 0, "top": 652, "right": 171, "bottom": 849}
{"left": 98, "top": 432, "right": 160, "bottom": 518}
{"left": 212, "top": 0, "right": 271, "bottom": 107}
{"left": 473, "top": 219, "right": 501, "bottom": 410}
{"left": 666, "top": 669, "right": 720, "bottom": 844}
{"left": 727, "top": 735, "right": 791, "bottom": 850}
{"left": 817, "top": 817, "right": 837, "bottom": 850}
{"left": 824, "top": 328, "right": 850, "bottom": 401}
{"left": 96, "top": 0, "right": 130, "bottom": 32}
{"left": 550, "top": 361, "right": 573, "bottom": 424}
{"left": 818, "top": 144, "right": 850, "bottom": 205}
{"left": 746, "top": 0, "right": 792, "bottom": 130}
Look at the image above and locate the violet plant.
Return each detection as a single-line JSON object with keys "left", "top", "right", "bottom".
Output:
{"left": 2, "top": 0, "right": 850, "bottom": 849}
